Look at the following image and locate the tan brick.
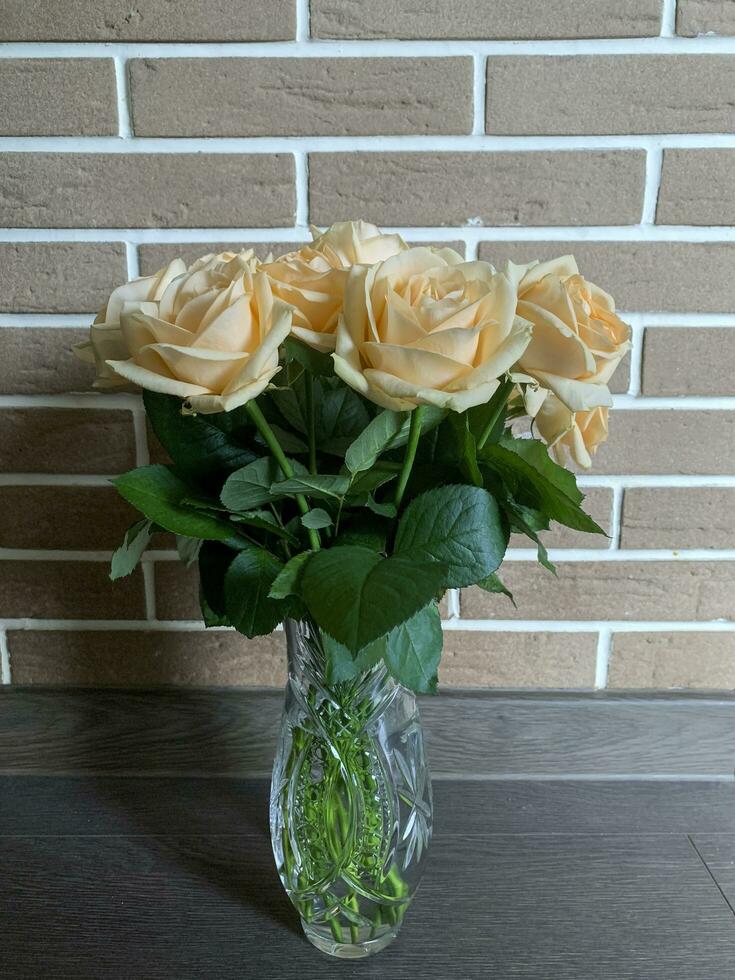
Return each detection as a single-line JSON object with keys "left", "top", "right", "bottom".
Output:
{"left": 138, "top": 240, "right": 465, "bottom": 275}
{"left": 509, "top": 487, "right": 613, "bottom": 551}
{"left": 677, "top": 1, "right": 735, "bottom": 36}
{"left": 130, "top": 57, "right": 473, "bottom": 137}
{"left": 461, "top": 561, "right": 735, "bottom": 621}
{"left": 309, "top": 152, "right": 645, "bottom": 227}
{"left": 478, "top": 241, "right": 735, "bottom": 313}
{"left": 0, "top": 562, "right": 145, "bottom": 619}
{"left": 620, "top": 488, "right": 735, "bottom": 550}
{"left": 609, "top": 633, "right": 735, "bottom": 689}
{"left": 439, "top": 631, "right": 597, "bottom": 687}
{"left": 0, "top": 409, "right": 136, "bottom": 474}
{"left": 0, "top": 0, "right": 295, "bottom": 41}
{"left": 588, "top": 411, "right": 735, "bottom": 475}
{"left": 0, "top": 243, "right": 127, "bottom": 314}
{"left": 7, "top": 628, "right": 287, "bottom": 687}
{"left": 0, "top": 486, "right": 137, "bottom": 551}
{"left": 311, "top": 0, "right": 661, "bottom": 39}
{"left": 0, "top": 154, "right": 295, "bottom": 228}
{"left": 642, "top": 327, "right": 735, "bottom": 395}
{"left": 138, "top": 242, "right": 306, "bottom": 275}
{"left": 657, "top": 150, "right": 735, "bottom": 226}
{"left": 155, "top": 561, "right": 201, "bottom": 620}
{"left": 0, "top": 328, "right": 93, "bottom": 394}
{"left": 487, "top": 56, "right": 735, "bottom": 135}
{"left": 0, "top": 59, "right": 117, "bottom": 136}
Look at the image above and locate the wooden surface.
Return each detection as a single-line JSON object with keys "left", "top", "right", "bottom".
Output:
{"left": 2, "top": 690, "right": 735, "bottom": 978}
{"left": 3, "top": 688, "right": 735, "bottom": 776}
{"left": 2, "top": 775, "right": 735, "bottom": 979}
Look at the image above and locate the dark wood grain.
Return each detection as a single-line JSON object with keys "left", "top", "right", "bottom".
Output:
{"left": 3, "top": 776, "right": 735, "bottom": 837}
{"left": 689, "top": 835, "right": 735, "bottom": 915}
{"left": 2, "top": 689, "right": 735, "bottom": 776}
{"left": 1, "top": 829, "right": 733, "bottom": 979}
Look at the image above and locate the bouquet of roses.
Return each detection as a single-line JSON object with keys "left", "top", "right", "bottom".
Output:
{"left": 75, "top": 220, "right": 630, "bottom": 694}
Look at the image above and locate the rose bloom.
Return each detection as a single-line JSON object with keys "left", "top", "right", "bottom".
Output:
{"left": 262, "top": 221, "right": 407, "bottom": 353}
{"left": 79, "top": 250, "right": 293, "bottom": 414}
{"left": 332, "top": 246, "right": 532, "bottom": 412}
{"left": 535, "top": 393, "right": 609, "bottom": 469}
{"left": 507, "top": 255, "right": 630, "bottom": 416}
{"left": 74, "top": 257, "right": 186, "bottom": 389}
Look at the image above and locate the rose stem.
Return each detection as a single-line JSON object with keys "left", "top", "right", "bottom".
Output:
{"left": 393, "top": 406, "right": 425, "bottom": 510}
{"left": 476, "top": 377, "right": 515, "bottom": 451}
{"left": 245, "top": 400, "right": 321, "bottom": 551}
{"left": 304, "top": 372, "right": 318, "bottom": 475}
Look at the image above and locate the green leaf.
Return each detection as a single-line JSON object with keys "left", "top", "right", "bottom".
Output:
{"left": 447, "top": 414, "right": 483, "bottom": 487}
{"left": 221, "top": 457, "right": 308, "bottom": 512}
{"left": 268, "top": 551, "right": 311, "bottom": 600}
{"left": 270, "top": 473, "right": 351, "bottom": 501}
{"left": 224, "top": 545, "right": 286, "bottom": 637}
{"left": 383, "top": 603, "right": 443, "bottom": 695}
{"left": 284, "top": 336, "right": 334, "bottom": 376}
{"left": 229, "top": 510, "right": 297, "bottom": 542}
{"left": 504, "top": 501, "right": 556, "bottom": 574}
{"left": 323, "top": 632, "right": 385, "bottom": 685}
{"left": 113, "top": 465, "right": 234, "bottom": 541}
{"left": 256, "top": 424, "right": 308, "bottom": 455}
{"left": 301, "top": 546, "right": 447, "bottom": 653}
{"left": 199, "top": 541, "right": 236, "bottom": 626}
{"left": 301, "top": 508, "right": 333, "bottom": 530}
{"left": 176, "top": 535, "right": 201, "bottom": 567}
{"left": 476, "top": 572, "right": 515, "bottom": 606}
{"left": 110, "top": 519, "right": 153, "bottom": 580}
{"left": 344, "top": 406, "right": 445, "bottom": 474}
{"left": 481, "top": 437, "right": 604, "bottom": 535}
{"left": 143, "top": 390, "right": 256, "bottom": 483}
{"left": 394, "top": 484, "right": 507, "bottom": 588}
{"left": 316, "top": 383, "right": 372, "bottom": 455}
{"left": 365, "top": 496, "right": 397, "bottom": 518}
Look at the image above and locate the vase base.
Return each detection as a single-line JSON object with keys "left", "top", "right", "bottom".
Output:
{"left": 303, "top": 923, "right": 399, "bottom": 959}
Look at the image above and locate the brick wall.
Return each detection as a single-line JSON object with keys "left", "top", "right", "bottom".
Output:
{"left": 1, "top": 0, "right": 734, "bottom": 691}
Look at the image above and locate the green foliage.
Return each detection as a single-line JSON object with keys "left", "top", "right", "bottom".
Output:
{"left": 143, "top": 390, "right": 255, "bottom": 484}
{"left": 224, "top": 545, "right": 286, "bottom": 637}
{"left": 394, "top": 485, "right": 507, "bottom": 588}
{"left": 383, "top": 603, "right": 443, "bottom": 694}
{"left": 110, "top": 519, "right": 153, "bottom": 580}
{"left": 110, "top": 353, "right": 611, "bottom": 693}
{"left": 300, "top": 546, "right": 447, "bottom": 653}
{"left": 113, "top": 465, "right": 235, "bottom": 541}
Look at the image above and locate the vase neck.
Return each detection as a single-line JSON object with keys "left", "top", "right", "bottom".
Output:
{"left": 283, "top": 618, "right": 394, "bottom": 697}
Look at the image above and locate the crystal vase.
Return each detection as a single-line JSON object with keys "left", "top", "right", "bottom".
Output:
{"left": 269, "top": 618, "right": 433, "bottom": 958}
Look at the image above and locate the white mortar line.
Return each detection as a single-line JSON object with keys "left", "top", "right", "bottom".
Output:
{"left": 113, "top": 56, "right": 133, "bottom": 139}
{"left": 626, "top": 317, "right": 645, "bottom": 396}
{"left": 294, "top": 152, "right": 309, "bottom": 227}
{"left": 443, "top": 620, "right": 735, "bottom": 632}
{"left": 0, "top": 474, "right": 115, "bottom": 486}
{"left": 0, "top": 393, "right": 142, "bottom": 410}
{"left": 4, "top": 133, "right": 735, "bottom": 153}
{"left": 446, "top": 590, "right": 461, "bottom": 620}
{"left": 295, "top": 0, "right": 311, "bottom": 42}
{"left": 472, "top": 55, "right": 486, "bottom": 135}
{"left": 0, "top": 314, "right": 95, "bottom": 327}
{"left": 641, "top": 145, "right": 663, "bottom": 224}
{"left": 0, "top": 630, "right": 11, "bottom": 685}
{"left": 637, "top": 316, "right": 735, "bottom": 327}
{"left": 612, "top": 395, "right": 735, "bottom": 409}
{"left": 1, "top": 38, "right": 735, "bottom": 57}
{"left": 594, "top": 628, "right": 612, "bottom": 689}
{"left": 661, "top": 0, "right": 678, "bottom": 37}
{"left": 2, "top": 618, "right": 734, "bottom": 633}
{"left": 609, "top": 485, "right": 624, "bottom": 551}
{"left": 142, "top": 562, "right": 157, "bottom": 621}
{"left": 125, "top": 241, "right": 140, "bottom": 279}
{"left": 1, "top": 547, "right": 733, "bottom": 563}
{"left": 4, "top": 225, "right": 735, "bottom": 244}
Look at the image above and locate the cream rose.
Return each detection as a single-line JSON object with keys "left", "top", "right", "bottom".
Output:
{"left": 535, "top": 393, "right": 609, "bottom": 469}
{"left": 507, "top": 256, "right": 630, "bottom": 416}
{"left": 262, "top": 221, "right": 407, "bottom": 353}
{"left": 332, "top": 247, "right": 533, "bottom": 412}
{"left": 74, "top": 257, "right": 187, "bottom": 389}
{"left": 95, "top": 249, "right": 292, "bottom": 414}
